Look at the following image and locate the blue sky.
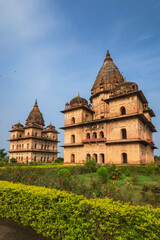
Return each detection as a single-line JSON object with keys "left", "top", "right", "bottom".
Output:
{"left": 0, "top": 0, "right": 160, "bottom": 157}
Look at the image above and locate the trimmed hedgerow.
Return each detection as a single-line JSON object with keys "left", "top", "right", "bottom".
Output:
{"left": 0, "top": 181, "right": 160, "bottom": 240}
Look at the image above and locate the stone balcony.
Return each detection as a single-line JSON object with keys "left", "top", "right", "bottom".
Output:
{"left": 82, "top": 137, "right": 106, "bottom": 143}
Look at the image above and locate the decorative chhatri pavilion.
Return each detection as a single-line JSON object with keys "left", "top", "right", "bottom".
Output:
{"left": 61, "top": 50, "right": 157, "bottom": 165}
{"left": 9, "top": 100, "right": 59, "bottom": 163}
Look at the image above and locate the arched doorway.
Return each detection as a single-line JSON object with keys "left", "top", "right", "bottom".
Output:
{"left": 93, "top": 153, "right": 97, "bottom": 162}
{"left": 92, "top": 132, "right": 97, "bottom": 139}
{"left": 99, "top": 131, "right": 104, "bottom": 138}
{"left": 86, "top": 133, "right": 90, "bottom": 139}
{"left": 71, "top": 117, "right": 75, "bottom": 124}
{"left": 100, "top": 153, "right": 105, "bottom": 164}
{"left": 122, "top": 153, "right": 127, "bottom": 164}
{"left": 120, "top": 106, "right": 126, "bottom": 115}
{"left": 121, "top": 129, "right": 127, "bottom": 139}
{"left": 71, "top": 154, "right": 75, "bottom": 163}
{"left": 86, "top": 153, "right": 91, "bottom": 160}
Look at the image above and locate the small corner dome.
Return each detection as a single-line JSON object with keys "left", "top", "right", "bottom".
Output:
{"left": 46, "top": 124, "right": 55, "bottom": 131}
{"left": 70, "top": 94, "right": 88, "bottom": 107}
{"left": 13, "top": 122, "right": 24, "bottom": 130}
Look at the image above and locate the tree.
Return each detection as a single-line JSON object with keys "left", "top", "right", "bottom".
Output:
{"left": 0, "top": 149, "right": 8, "bottom": 162}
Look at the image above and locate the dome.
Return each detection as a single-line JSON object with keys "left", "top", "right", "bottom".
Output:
{"left": 25, "top": 100, "right": 45, "bottom": 127}
{"left": 70, "top": 94, "right": 88, "bottom": 107}
{"left": 91, "top": 50, "right": 125, "bottom": 96}
{"left": 46, "top": 124, "right": 56, "bottom": 132}
{"left": 12, "top": 122, "right": 24, "bottom": 130}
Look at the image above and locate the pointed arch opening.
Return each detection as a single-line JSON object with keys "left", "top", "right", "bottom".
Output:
{"left": 99, "top": 131, "right": 104, "bottom": 138}
{"left": 92, "top": 132, "right": 97, "bottom": 139}
{"left": 71, "top": 117, "right": 75, "bottom": 124}
{"left": 86, "top": 153, "right": 91, "bottom": 160}
{"left": 71, "top": 154, "right": 75, "bottom": 163}
{"left": 120, "top": 106, "right": 126, "bottom": 115}
{"left": 86, "top": 133, "right": 90, "bottom": 139}
{"left": 93, "top": 153, "right": 97, "bottom": 163}
{"left": 100, "top": 153, "right": 105, "bottom": 164}
{"left": 71, "top": 135, "right": 75, "bottom": 143}
{"left": 122, "top": 153, "right": 127, "bottom": 164}
{"left": 121, "top": 128, "right": 127, "bottom": 139}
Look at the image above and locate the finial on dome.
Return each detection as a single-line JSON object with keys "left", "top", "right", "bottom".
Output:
{"left": 34, "top": 99, "right": 38, "bottom": 106}
{"left": 78, "top": 92, "right": 80, "bottom": 97}
{"left": 104, "top": 50, "right": 112, "bottom": 62}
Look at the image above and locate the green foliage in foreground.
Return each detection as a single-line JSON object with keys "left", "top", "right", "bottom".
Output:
{"left": 97, "top": 166, "right": 109, "bottom": 182}
{"left": 0, "top": 181, "right": 160, "bottom": 240}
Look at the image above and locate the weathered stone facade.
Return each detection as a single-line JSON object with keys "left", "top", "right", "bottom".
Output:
{"left": 61, "top": 51, "right": 157, "bottom": 165}
{"left": 9, "top": 100, "right": 59, "bottom": 163}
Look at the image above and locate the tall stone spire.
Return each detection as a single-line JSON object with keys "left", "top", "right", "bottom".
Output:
{"left": 91, "top": 50, "right": 125, "bottom": 97}
{"left": 25, "top": 100, "right": 45, "bottom": 127}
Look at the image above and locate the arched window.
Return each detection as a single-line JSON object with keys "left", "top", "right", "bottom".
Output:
{"left": 21, "top": 156, "right": 23, "bottom": 162}
{"left": 47, "top": 145, "right": 49, "bottom": 149}
{"left": 34, "top": 156, "right": 36, "bottom": 162}
{"left": 93, "top": 153, "right": 97, "bottom": 162}
{"left": 71, "top": 135, "right": 75, "bottom": 143}
{"left": 99, "top": 131, "right": 104, "bottom": 138}
{"left": 28, "top": 132, "right": 30, "bottom": 136}
{"left": 22, "top": 144, "right": 24, "bottom": 149}
{"left": 86, "top": 133, "right": 90, "bottom": 139}
{"left": 71, "top": 117, "right": 75, "bottom": 124}
{"left": 120, "top": 106, "right": 126, "bottom": 115}
{"left": 53, "top": 146, "right": 55, "bottom": 150}
{"left": 100, "top": 153, "right": 105, "bottom": 164}
{"left": 53, "top": 157, "right": 54, "bottom": 161}
{"left": 35, "top": 144, "right": 37, "bottom": 149}
{"left": 41, "top": 145, "right": 43, "bottom": 149}
{"left": 47, "top": 157, "right": 49, "bottom": 162}
{"left": 122, "top": 153, "right": 127, "bottom": 164}
{"left": 19, "top": 144, "right": 21, "bottom": 149}
{"left": 35, "top": 132, "right": 37, "bottom": 137}
{"left": 92, "top": 132, "right": 97, "bottom": 139}
{"left": 121, "top": 129, "right": 127, "bottom": 139}
{"left": 86, "top": 153, "right": 91, "bottom": 160}
{"left": 27, "top": 143, "right": 29, "bottom": 149}
{"left": 71, "top": 154, "right": 75, "bottom": 163}
{"left": 26, "top": 156, "right": 28, "bottom": 163}
{"left": 13, "top": 135, "right": 15, "bottom": 138}
{"left": 12, "top": 145, "right": 14, "bottom": 150}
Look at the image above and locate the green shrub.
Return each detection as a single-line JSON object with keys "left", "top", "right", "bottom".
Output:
{"left": 58, "top": 169, "right": 70, "bottom": 178}
{"left": 83, "top": 157, "right": 97, "bottom": 172}
{"left": 125, "top": 168, "right": 131, "bottom": 177}
{"left": 0, "top": 181, "right": 160, "bottom": 240}
{"left": 107, "top": 164, "right": 122, "bottom": 179}
{"left": 10, "top": 158, "right": 17, "bottom": 163}
{"left": 146, "top": 162, "right": 157, "bottom": 174}
{"left": 97, "top": 167, "right": 108, "bottom": 182}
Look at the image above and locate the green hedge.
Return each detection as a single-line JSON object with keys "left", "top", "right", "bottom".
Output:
{"left": 0, "top": 181, "right": 160, "bottom": 239}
